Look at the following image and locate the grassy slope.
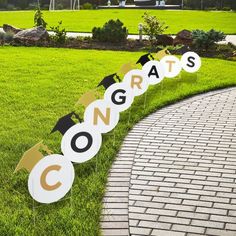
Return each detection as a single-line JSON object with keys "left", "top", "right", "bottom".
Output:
{"left": 0, "top": 10, "right": 236, "bottom": 34}
{"left": 0, "top": 46, "right": 236, "bottom": 236}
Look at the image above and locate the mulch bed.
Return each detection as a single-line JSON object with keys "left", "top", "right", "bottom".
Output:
{"left": 3, "top": 37, "right": 236, "bottom": 60}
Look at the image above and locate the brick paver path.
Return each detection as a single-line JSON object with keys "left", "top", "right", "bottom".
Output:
{"left": 101, "top": 88, "right": 236, "bottom": 236}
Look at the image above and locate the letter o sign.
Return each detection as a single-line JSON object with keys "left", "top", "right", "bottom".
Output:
{"left": 61, "top": 122, "right": 102, "bottom": 163}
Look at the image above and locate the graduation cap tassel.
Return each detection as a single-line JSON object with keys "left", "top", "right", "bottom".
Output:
{"left": 73, "top": 112, "right": 82, "bottom": 123}
{"left": 115, "top": 74, "right": 121, "bottom": 82}
{"left": 150, "top": 53, "right": 154, "bottom": 60}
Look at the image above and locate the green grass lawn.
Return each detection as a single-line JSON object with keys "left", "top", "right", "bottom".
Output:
{"left": 0, "top": 10, "right": 236, "bottom": 34}
{"left": 0, "top": 46, "right": 235, "bottom": 235}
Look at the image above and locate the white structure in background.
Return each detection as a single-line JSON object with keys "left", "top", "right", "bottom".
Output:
{"left": 160, "top": 0, "right": 165, "bottom": 6}
{"left": 118, "top": 0, "right": 126, "bottom": 7}
{"left": 49, "top": 0, "right": 80, "bottom": 10}
{"left": 156, "top": 0, "right": 165, "bottom": 6}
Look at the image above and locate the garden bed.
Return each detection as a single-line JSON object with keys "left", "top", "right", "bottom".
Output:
{"left": 8, "top": 37, "right": 236, "bottom": 60}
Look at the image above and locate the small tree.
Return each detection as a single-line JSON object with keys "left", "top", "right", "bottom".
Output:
{"left": 50, "top": 21, "right": 67, "bottom": 45}
{"left": 34, "top": 7, "right": 47, "bottom": 28}
{"left": 142, "top": 12, "right": 168, "bottom": 45}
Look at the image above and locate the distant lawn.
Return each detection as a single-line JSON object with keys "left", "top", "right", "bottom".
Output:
{"left": 0, "top": 46, "right": 236, "bottom": 235}
{"left": 0, "top": 10, "right": 236, "bottom": 34}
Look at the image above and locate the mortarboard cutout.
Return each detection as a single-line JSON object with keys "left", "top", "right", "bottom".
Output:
{"left": 155, "top": 48, "right": 170, "bottom": 61}
{"left": 118, "top": 62, "right": 135, "bottom": 75}
{"left": 51, "top": 112, "right": 82, "bottom": 135}
{"left": 76, "top": 90, "right": 98, "bottom": 108}
{"left": 97, "top": 73, "right": 121, "bottom": 90}
{"left": 136, "top": 53, "right": 154, "bottom": 66}
{"left": 14, "top": 141, "right": 53, "bottom": 173}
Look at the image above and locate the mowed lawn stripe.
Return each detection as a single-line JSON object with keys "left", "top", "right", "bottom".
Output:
{"left": 0, "top": 10, "right": 236, "bottom": 34}
{"left": 0, "top": 46, "right": 235, "bottom": 235}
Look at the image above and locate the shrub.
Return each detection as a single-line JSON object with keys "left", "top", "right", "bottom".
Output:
{"left": 192, "top": 29, "right": 225, "bottom": 51}
{"left": 34, "top": 7, "right": 47, "bottom": 28}
{"left": 142, "top": 12, "right": 168, "bottom": 46}
{"left": 92, "top": 19, "right": 128, "bottom": 43}
{"left": 50, "top": 21, "right": 67, "bottom": 45}
{"left": 82, "top": 2, "right": 93, "bottom": 9}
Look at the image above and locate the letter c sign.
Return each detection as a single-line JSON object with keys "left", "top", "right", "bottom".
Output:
{"left": 28, "top": 154, "right": 74, "bottom": 204}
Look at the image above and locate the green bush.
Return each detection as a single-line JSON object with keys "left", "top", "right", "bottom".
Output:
{"left": 142, "top": 12, "right": 168, "bottom": 45}
{"left": 82, "top": 2, "right": 93, "bottom": 9}
{"left": 50, "top": 21, "right": 67, "bottom": 45}
{"left": 192, "top": 29, "right": 225, "bottom": 51}
{"left": 92, "top": 19, "right": 128, "bottom": 43}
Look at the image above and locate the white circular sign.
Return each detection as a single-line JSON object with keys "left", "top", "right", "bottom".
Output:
{"left": 123, "top": 69, "right": 149, "bottom": 96}
{"left": 104, "top": 82, "right": 134, "bottom": 112}
{"left": 28, "top": 154, "right": 74, "bottom": 204}
{"left": 181, "top": 51, "right": 201, "bottom": 73}
{"left": 142, "top": 60, "right": 165, "bottom": 85}
{"left": 84, "top": 99, "right": 120, "bottom": 134}
{"left": 160, "top": 55, "right": 182, "bottom": 78}
{"left": 61, "top": 122, "right": 102, "bottom": 163}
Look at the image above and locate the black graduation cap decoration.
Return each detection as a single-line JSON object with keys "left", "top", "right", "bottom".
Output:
{"left": 51, "top": 112, "right": 82, "bottom": 135}
{"left": 136, "top": 53, "right": 154, "bottom": 66}
{"left": 97, "top": 73, "right": 121, "bottom": 90}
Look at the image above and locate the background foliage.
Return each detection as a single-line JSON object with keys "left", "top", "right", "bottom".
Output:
{"left": 0, "top": 0, "right": 235, "bottom": 10}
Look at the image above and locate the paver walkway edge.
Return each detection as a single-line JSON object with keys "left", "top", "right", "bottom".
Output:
{"left": 101, "top": 87, "right": 236, "bottom": 236}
